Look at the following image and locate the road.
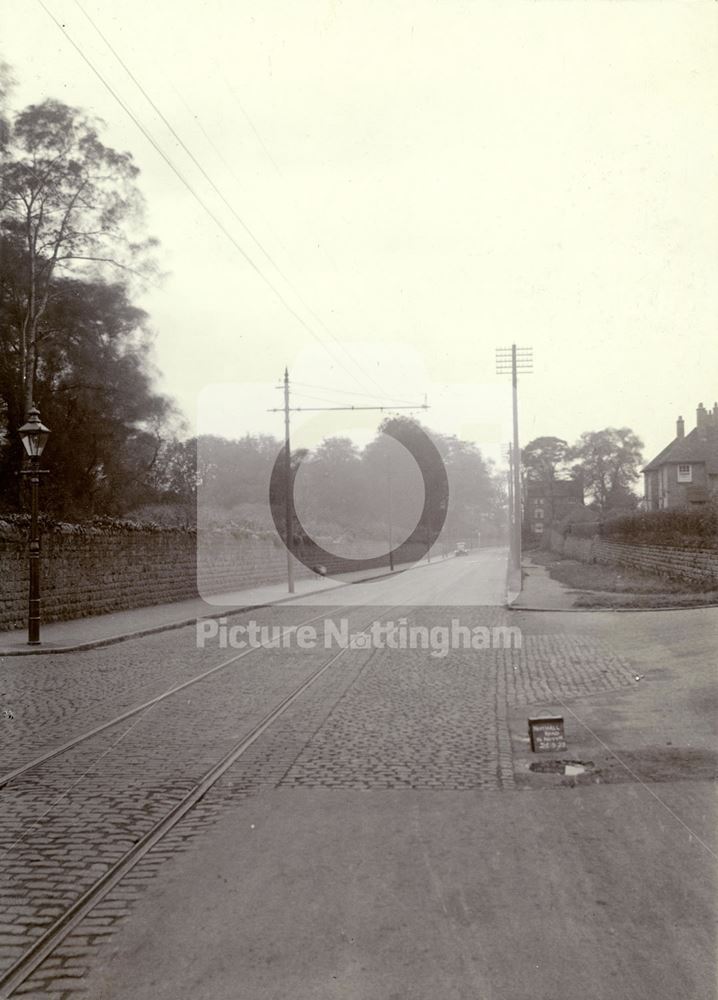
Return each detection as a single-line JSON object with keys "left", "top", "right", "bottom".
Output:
{"left": 290, "top": 545, "right": 510, "bottom": 606}
{"left": 0, "top": 547, "right": 715, "bottom": 999}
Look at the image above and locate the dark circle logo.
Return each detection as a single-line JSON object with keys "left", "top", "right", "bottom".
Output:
{"left": 269, "top": 418, "right": 449, "bottom": 575}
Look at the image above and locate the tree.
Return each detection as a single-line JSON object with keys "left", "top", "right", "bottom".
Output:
{"left": 521, "top": 436, "right": 570, "bottom": 485}
{"left": 1, "top": 99, "right": 156, "bottom": 414}
{"left": 432, "top": 433, "right": 497, "bottom": 542}
{"left": 0, "top": 60, "right": 14, "bottom": 150}
{"left": 186, "top": 416, "right": 503, "bottom": 547}
{"left": 0, "top": 267, "right": 175, "bottom": 516}
{"left": 147, "top": 437, "right": 199, "bottom": 504}
{"left": 569, "top": 427, "right": 644, "bottom": 513}
{"left": 295, "top": 436, "right": 364, "bottom": 536}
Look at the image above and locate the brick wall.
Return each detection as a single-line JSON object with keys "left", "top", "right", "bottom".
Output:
{"left": 0, "top": 523, "right": 429, "bottom": 632}
{"left": 546, "top": 527, "right": 718, "bottom": 585}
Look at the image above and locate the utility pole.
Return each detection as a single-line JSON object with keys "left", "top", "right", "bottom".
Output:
{"left": 270, "top": 370, "right": 427, "bottom": 591}
{"left": 283, "top": 368, "right": 295, "bottom": 593}
{"left": 507, "top": 442, "right": 514, "bottom": 553}
{"left": 496, "top": 345, "right": 533, "bottom": 571}
{"left": 387, "top": 456, "right": 394, "bottom": 572}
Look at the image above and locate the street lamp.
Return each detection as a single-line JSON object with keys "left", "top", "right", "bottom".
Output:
{"left": 18, "top": 405, "right": 51, "bottom": 645}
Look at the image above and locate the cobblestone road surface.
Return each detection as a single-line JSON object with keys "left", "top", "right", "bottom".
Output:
{"left": 0, "top": 555, "right": 664, "bottom": 998}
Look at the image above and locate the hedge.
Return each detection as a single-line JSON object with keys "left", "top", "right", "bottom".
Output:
{"left": 599, "top": 508, "right": 718, "bottom": 549}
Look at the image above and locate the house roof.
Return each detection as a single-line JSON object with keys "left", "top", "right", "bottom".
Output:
{"left": 643, "top": 427, "right": 718, "bottom": 474}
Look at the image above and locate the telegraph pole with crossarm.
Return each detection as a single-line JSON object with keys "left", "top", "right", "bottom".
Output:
{"left": 496, "top": 345, "right": 533, "bottom": 572}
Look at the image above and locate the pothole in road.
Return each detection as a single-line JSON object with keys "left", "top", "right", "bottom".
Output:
{"left": 529, "top": 759, "right": 595, "bottom": 775}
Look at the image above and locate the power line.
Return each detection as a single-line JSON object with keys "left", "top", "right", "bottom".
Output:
{"left": 290, "top": 381, "right": 420, "bottom": 406}
{"left": 291, "top": 391, "right": 372, "bottom": 407}
{"left": 290, "top": 391, "right": 426, "bottom": 410}
{"left": 35, "top": 0, "right": 384, "bottom": 396}
{"left": 70, "top": 0, "right": 390, "bottom": 400}
{"left": 215, "top": 65, "right": 389, "bottom": 371}
{"left": 217, "top": 68, "right": 283, "bottom": 176}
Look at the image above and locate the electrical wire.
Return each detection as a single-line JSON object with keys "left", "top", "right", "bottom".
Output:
{"left": 290, "top": 391, "right": 399, "bottom": 408}
{"left": 70, "top": 0, "right": 390, "bottom": 400}
{"left": 35, "top": 0, "right": 385, "bottom": 397}
{"left": 214, "top": 66, "right": 393, "bottom": 379}
{"left": 290, "top": 381, "right": 421, "bottom": 406}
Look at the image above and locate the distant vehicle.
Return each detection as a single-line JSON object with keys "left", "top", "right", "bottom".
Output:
{"left": 455, "top": 542, "right": 469, "bottom": 556}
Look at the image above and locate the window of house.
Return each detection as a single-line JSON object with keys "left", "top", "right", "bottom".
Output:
{"left": 533, "top": 498, "right": 544, "bottom": 507}
{"left": 677, "top": 464, "right": 692, "bottom": 483}
{"left": 534, "top": 522, "right": 544, "bottom": 534}
{"left": 535, "top": 508, "right": 544, "bottom": 519}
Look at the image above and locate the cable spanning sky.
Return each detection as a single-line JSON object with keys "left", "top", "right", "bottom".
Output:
{"left": 2, "top": 1, "right": 717, "bottom": 469}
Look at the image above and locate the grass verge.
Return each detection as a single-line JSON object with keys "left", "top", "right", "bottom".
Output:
{"left": 528, "top": 548, "right": 718, "bottom": 609}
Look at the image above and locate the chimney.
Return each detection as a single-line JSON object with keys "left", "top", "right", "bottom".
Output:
{"left": 676, "top": 416, "right": 685, "bottom": 438}
{"left": 696, "top": 403, "right": 707, "bottom": 431}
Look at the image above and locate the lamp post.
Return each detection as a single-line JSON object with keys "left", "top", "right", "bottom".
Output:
{"left": 18, "top": 405, "right": 51, "bottom": 645}
{"left": 387, "top": 456, "right": 394, "bottom": 572}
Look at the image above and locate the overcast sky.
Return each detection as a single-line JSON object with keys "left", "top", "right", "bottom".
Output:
{"left": 3, "top": 0, "right": 717, "bottom": 469}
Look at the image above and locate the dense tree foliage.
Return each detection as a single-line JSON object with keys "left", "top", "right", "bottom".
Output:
{"left": 0, "top": 259, "right": 175, "bottom": 515}
{"left": 0, "top": 91, "right": 171, "bottom": 517}
{"left": 521, "top": 436, "right": 570, "bottom": 485}
{"left": 191, "top": 418, "right": 507, "bottom": 547}
{"left": 522, "top": 428, "right": 643, "bottom": 515}
{"left": 1, "top": 99, "right": 156, "bottom": 414}
{"left": 569, "top": 427, "right": 643, "bottom": 513}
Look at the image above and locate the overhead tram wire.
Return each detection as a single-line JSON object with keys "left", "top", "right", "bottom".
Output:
{"left": 168, "top": 81, "right": 395, "bottom": 402}
{"left": 217, "top": 67, "right": 283, "bottom": 177}
{"left": 290, "top": 382, "right": 421, "bottom": 407}
{"left": 289, "top": 392, "right": 420, "bottom": 410}
{"left": 214, "top": 69, "right": 393, "bottom": 384}
{"left": 36, "top": 0, "right": 383, "bottom": 398}
{"left": 292, "top": 390, "right": 427, "bottom": 412}
{"left": 69, "top": 0, "right": 389, "bottom": 401}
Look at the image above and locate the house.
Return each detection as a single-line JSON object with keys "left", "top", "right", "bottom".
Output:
{"left": 524, "top": 478, "right": 584, "bottom": 536}
{"left": 643, "top": 402, "right": 718, "bottom": 510}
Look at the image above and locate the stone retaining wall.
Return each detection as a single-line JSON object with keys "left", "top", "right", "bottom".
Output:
{"left": 0, "top": 525, "right": 429, "bottom": 632}
{"left": 546, "top": 528, "right": 718, "bottom": 585}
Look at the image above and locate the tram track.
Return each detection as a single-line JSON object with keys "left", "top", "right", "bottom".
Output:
{"left": 0, "top": 555, "right": 485, "bottom": 791}
{"left": 0, "top": 601, "right": 407, "bottom": 998}
{"left": 0, "top": 603, "right": 359, "bottom": 791}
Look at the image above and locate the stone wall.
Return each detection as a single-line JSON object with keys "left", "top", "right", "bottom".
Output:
{"left": 0, "top": 523, "right": 430, "bottom": 632}
{"left": 546, "top": 528, "right": 718, "bottom": 585}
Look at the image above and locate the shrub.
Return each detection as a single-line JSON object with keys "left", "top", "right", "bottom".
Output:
{"left": 600, "top": 507, "right": 718, "bottom": 549}
{"left": 566, "top": 520, "right": 602, "bottom": 539}
{"left": 554, "top": 508, "right": 601, "bottom": 539}
{"left": 0, "top": 513, "right": 196, "bottom": 535}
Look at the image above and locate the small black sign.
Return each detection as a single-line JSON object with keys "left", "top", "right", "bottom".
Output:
{"left": 528, "top": 716, "right": 567, "bottom": 753}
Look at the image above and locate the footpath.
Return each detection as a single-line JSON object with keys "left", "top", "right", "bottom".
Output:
{"left": 509, "top": 558, "right": 575, "bottom": 610}
{"left": 0, "top": 562, "right": 415, "bottom": 656}
{"left": 4, "top": 551, "right": 700, "bottom": 656}
{"left": 0, "top": 553, "right": 582, "bottom": 656}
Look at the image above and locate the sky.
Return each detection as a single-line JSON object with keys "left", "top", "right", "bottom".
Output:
{"left": 2, "top": 0, "right": 717, "bottom": 471}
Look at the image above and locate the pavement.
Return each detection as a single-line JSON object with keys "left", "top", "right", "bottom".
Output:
{"left": 510, "top": 558, "right": 576, "bottom": 610}
{"left": 0, "top": 547, "right": 715, "bottom": 999}
{"left": 0, "top": 548, "right": 511, "bottom": 656}
{"left": 0, "top": 556, "right": 453, "bottom": 656}
{"left": 511, "top": 554, "right": 718, "bottom": 613}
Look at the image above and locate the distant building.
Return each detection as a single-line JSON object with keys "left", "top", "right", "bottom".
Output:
{"left": 524, "top": 478, "right": 584, "bottom": 536}
{"left": 643, "top": 403, "right": 718, "bottom": 511}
